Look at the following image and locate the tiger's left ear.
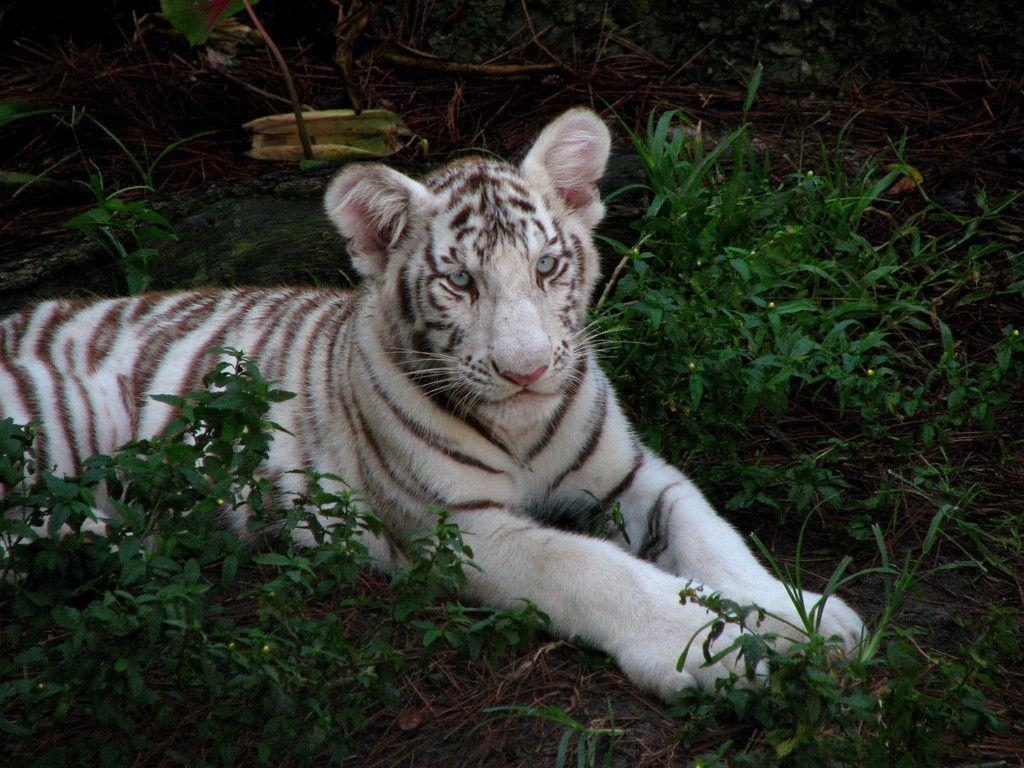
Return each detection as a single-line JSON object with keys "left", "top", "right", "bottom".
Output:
{"left": 521, "top": 108, "right": 611, "bottom": 229}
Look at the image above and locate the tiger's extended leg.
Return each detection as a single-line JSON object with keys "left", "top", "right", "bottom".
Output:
{"left": 448, "top": 506, "right": 761, "bottom": 700}
{"left": 539, "top": 371, "right": 864, "bottom": 695}
{"left": 610, "top": 448, "right": 865, "bottom": 649}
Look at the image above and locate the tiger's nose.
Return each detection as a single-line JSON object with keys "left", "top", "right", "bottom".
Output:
{"left": 500, "top": 365, "right": 549, "bottom": 387}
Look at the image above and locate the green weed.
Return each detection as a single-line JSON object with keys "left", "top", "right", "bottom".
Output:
{"left": 3, "top": 105, "right": 190, "bottom": 294}
{"left": 0, "top": 353, "right": 546, "bottom": 766}
{"left": 599, "top": 108, "right": 1022, "bottom": 524}
{"left": 674, "top": 503, "right": 1000, "bottom": 766}
{"left": 487, "top": 704, "right": 623, "bottom": 768}
{"left": 60, "top": 108, "right": 190, "bottom": 293}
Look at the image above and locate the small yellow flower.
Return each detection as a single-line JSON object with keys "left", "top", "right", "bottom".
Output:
{"left": 806, "top": 170, "right": 814, "bottom": 178}
{"left": 696, "top": 259, "right": 703, "bottom": 267}
{"left": 228, "top": 642, "right": 236, "bottom": 650}
{"left": 688, "top": 361, "right": 696, "bottom": 371}
{"left": 867, "top": 369, "right": 875, "bottom": 377}
{"left": 37, "top": 682, "right": 44, "bottom": 690}
{"left": 1013, "top": 329, "right": 1020, "bottom": 338}
{"left": 768, "top": 301, "right": 776, "bottom": 310}
{"left": 262, "top": 644, "right": 271, "bottom": 654}
{"left": 216, "top": 498, "right": 225, "bottom": 506}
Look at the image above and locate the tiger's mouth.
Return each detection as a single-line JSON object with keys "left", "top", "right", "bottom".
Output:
{"left": 506, "top": 388, "right": 556, "bottom": 401}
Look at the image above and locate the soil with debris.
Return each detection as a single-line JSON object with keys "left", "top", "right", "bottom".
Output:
{"left": 1, "top": 4, "right": 1022, "bottom": 767}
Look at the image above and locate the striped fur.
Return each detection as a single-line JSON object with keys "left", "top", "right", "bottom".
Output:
{"left": 0, "top": 109, "right": 864, "bottom": 699}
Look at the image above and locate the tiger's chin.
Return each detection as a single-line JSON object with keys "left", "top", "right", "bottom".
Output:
{"left": 474, "top": 387, "right": 563, "bottom": 433}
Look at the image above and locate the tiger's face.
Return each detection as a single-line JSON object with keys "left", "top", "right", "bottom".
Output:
{"left": 325, "top": 109, "right": 611, "bottom": 430}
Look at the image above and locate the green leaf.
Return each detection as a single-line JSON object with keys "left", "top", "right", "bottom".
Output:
{"left": 160, "top": 0, "right": 252, "bottom": 47}
{"left": 0, "top": 101, "right": 51, "bottom": 128}
{"left": 222, "top": 553, "right": 238, "bottom": 584}
{"left": 743, "top": 63, "right": 764, "bottom": 114}
{"left": 252, "top": 552, "right": 292, "bottom": 567}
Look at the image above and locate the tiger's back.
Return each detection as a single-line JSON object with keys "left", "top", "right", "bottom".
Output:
{"left": 1, "top": 288, "right": 358, "bottom": 484}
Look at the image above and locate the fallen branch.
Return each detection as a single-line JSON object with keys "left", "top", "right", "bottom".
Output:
{"left": 378, "top": 51, "right": 562, "bottom": 79}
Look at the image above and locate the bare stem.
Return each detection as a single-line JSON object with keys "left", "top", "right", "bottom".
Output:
{"left": 241, "top": 0, "right": 314, "bottom": 160}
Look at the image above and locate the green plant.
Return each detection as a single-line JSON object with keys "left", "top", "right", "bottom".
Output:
{"left": 666, "top": 504, "right": 1000, "bottom": 766}
{"left": 600, "top": 108, "right": 1022, "bottom": 525}
{"left": 59, "top": 108, "right": 185, "bottom": 293}
{"left": 488, "top": 704, "right": 623, "bottom": 768}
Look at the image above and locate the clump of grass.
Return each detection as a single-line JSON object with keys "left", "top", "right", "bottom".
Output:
{"left": 60, "top": 108, "right": 184, "bottom": 294}
{"left": 487, "top": 704, "right": 623, "bottom": 768}
{"left": 6, "top": 106, "right": 186, "bottom": 295}
{"left": 0, "top": 352, "right": 546, "bottom": 766}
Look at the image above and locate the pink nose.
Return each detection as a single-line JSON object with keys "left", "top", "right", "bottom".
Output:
{"left": 500, "top": 365, "right": 549, "bottom": 387}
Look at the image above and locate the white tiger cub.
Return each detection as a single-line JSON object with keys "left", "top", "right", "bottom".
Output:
{"left": 0, "top": 109, "right": 863, "bottom": 699}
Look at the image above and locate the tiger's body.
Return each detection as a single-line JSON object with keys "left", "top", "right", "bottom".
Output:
{"left": 0, "top": 109, "right": 863, "bottom": 699}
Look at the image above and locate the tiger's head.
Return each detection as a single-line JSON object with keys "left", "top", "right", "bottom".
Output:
{"left": 324, "top": 109, "right": 611, "bottom": 430}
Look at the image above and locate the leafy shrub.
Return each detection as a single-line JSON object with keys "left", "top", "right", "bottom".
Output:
{"left": 599, "top": 110, "right": 1022, "bottom": 524}
{"left": 0, "top": 351, "right": 546, "bottom": 766}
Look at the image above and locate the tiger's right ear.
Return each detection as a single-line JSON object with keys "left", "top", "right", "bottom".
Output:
{"left": 324, "top": 163, "right": 433, "bottom": 277}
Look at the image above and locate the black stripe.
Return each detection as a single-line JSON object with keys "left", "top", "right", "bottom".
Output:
{"left": 442, "top": 327, "right": 464, "bottom": 354}
{"left": 0, "top": 357, "right": 33, "bottom": 421}
{"left": 295, "top": 300, "right": 339, "bottom": 475}
{"left": 397, "top": 261, "right": 416, "bottom": 323}
{"left": 350, "top": 356, "right": 502, "bottom": 516}
{"left": 86, "top": 300, "right": 129, "bottom": 373}
{"left": 0, "top": 320, "right": 34, "bottom": 418}
{"left": 638, "top": 482, "right": 685, "bottom": 561}
{"left": 456, "top": 411, "right": 515, "bottom": 459}
{"left": 33, "top": 302, "right": 78, "bottom": 474}
{"left": 61, "top": 334, "right": 96, "bottom": 466}
{"left": 170, "top": 291, "right": 271, "bottom": 411}
{"left": 550, "top": 381, "right": 609, "bottom": 488}
{"left": 600, "top": 449, "right": 645, "bottom": 506}
{"left": 243, "top": 290, "right": 310, "bottom": 378}
{"left": 339, "top": 336, "right": 421, "bottom": 511}
{"left": 356, "top": 344, "right": 505, "bottom": 475}
{"left": 379, "top": 339, "right": 515, "bottom": 461}
{"left": 346, "top": 372, "right": 434, "bottom": 503}
{"left": 507, "top": 196, "right": 535, "bottom": 212}
{"left": 449, "top": 204, "right": 473, "bottom": 230}
{"left": 327, "top": 309, "right": 353, "bottom": 419}
{"left": 257, "top": 292, "right": 324, "bottom": 380}
{"left": 442, "top": 499, "right": 504, "bottom": 512}
{"left": 130, "top": 293, "right": 223, "bottom": 414}
{"left": 524, "top": 354, "right": 588, "bottom": 462}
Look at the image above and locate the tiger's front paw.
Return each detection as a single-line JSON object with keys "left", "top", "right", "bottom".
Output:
{"left": 615, "top": 604, "right": 765, "bottom": 700}
{"left": 811, "top": 592, "right": 865, "bottom": 651}
{"left": 756, "top": 590, "right": 866, "bottom": 653}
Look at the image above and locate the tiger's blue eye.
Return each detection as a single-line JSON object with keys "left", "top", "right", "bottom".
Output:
{"left": 536, "top": 255, "right": 557, "bottom": 275}
{"left": 449, "top": 270, "right": 472, "bottom": 288}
